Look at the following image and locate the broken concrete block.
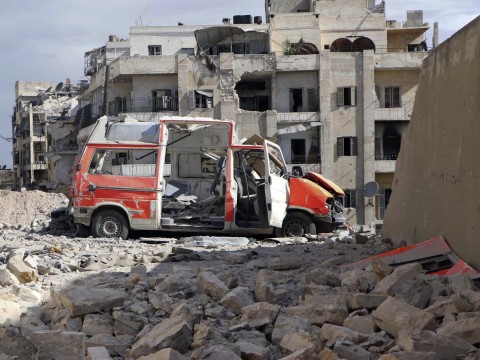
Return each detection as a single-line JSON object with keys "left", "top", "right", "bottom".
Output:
{"left": 437, "top": 317, "right": 480, "bottom": 344}
{"left": 127, "top": 316, "right": 192, "bottom": 359}
{"left": 255, "top": 281, "right": 276, "bottom": 303}
{"left": 86, "top": 346, "right": 112, "bottom": 360}
{"left": 192, "top": 323, "right": 229, "bottom": 349}
{"left": 112, "top": 310, "right": 145, "bottom": 336}
{"left": 86, "top": 334, "right": 131, "bottom": 357}
{"left": 301, "top": 268, "right": 341, "bottom": 287}
{"left": 0, "top": 299, "right": 22, "bottom": 327}
{"left": 460, "top": 289, "right": 480, "bottom": 311}
{"left": 343, "top": 314, "right": 375, "bottom": 334}
{"left": 236, "top": 341, "right": 270, "bottom": 360}
{"left": 318, "top": 348, "right": 341, "bottom": 360}
{"left": 220, "top": 287, "right": 254, "bottom": 315}
{"left": 346, "top": 293, "right": 388, "bottom": 311}
{"left": 393, "top": 278, "right": 432, "bottom": 309}
{"left": 302, "top": 295, "right": 349, "bottom": 325}
{"left": 426, "top": 294, "right": 472, "bottom": 317}
{"left": 271, "top": 310, "right": 311, "bottom": 345}
{"left": 398, "top": 330, "right": 475, "bottom": 359}
{"left": 319, "top": 323, "right": 367, "bottom": 347}
{"left": 204, "top": 303, "right": 235, "bottom": 320}
{"left": 378, "top": 352, "right": 437, "bottom": 360}
{"left": 13, "top": 284, "right": 42, "bottom": 303}
{"left": 52, "top": 286, "right": 127, "bottom": 316}
{"left": 82, "top": 314, "right": 114, "bottom": 336}
{"left": 137, "top": 348, "right": 189, "bottom": 360}
{"left": 278, "top": 348, "right": 322, "bottom": 360}
{"left": 29, "top": 330, "right": 85, "bottom": 360}
{"left": 372, "top": 263, "right": 422, "bottom": 295}
{"left": 280, "top": 332, "right": 324, "bottom": 354}
{"left": 0, "top": 265, "right": 20, "bottom": 286}
{"left": 241, "top": 302, "right": 281, "bottom": 329}
{"left": 170, "top": 303, "right": 203, "bottom": 329}
{"left": 333, "top": 341, "right": 371, "bottom": 360}
{"left": 6, "top": 254, "right": 38, "bottom": 284}
{"left": 19, "top": 315, "right": 48, "bottom": 337}
{"left": 369, "top": 258, "right": 393, "bottom": 280}
{"left": 268, "top": 257, "right": 303, "bottom": 270}
{"left": 448, "top": 274, "right": 475, "bottom": 294}
{"left": 320, "top": 255, "right": 346, "bottom": 267}
{"left": 340, "top": 267, "right": 376, "bottom": 292}
{"left": 372, "top": 297, "right": 435, "bottom": 338}
{"left": 197, "top": 271, "right": 230, "bottom": 301}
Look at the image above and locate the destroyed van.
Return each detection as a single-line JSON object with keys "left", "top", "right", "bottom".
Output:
{"left": 72, "top": 116, "right": 344, "bottom": 239}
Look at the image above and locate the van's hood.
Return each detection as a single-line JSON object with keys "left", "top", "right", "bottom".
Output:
{"left": 304, "top": 172, "right": 345, "bottom": 196}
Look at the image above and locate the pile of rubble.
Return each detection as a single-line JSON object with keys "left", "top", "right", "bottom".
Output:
{"left": 0, "top": 223, "right": 479, "bottom": 359}
{"left": 0, "top": 190, "right": 68, "bottom": 229}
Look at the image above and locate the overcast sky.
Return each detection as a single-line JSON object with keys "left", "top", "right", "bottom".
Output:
{"left": 0, "top": 0, "right": 478, "bottom": 167}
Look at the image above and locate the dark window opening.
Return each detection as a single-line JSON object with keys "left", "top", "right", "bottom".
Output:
{"left": 378, "top": 188, "right": 392, "bottom": 219}
{"left": 330, "top": 38, "right": 353, "bottom": 52}
{"left": 291, "top": 139, "right": 306, "bottom": 164}
{"left": 382, "top": 128, "right": 401, "bottom": 159}
{"left": 342, "top": 189, "right": 357, "bottom": 208}
{"left": 236, "top": 81, "right": 270, "bottom": 112}
{"left": 195, "top": 90, "right": 213, "bottom": 109}
{"left": 352, "top": 37, "right": 376, "bottom": 52}
{"left": 148, "top": 45, "right": 162, "bottom": 56}
{"left": 384, "top": 87, "right": 400, "bottom": 108}
{"left": 180, "top": 48, "right": 195, "bottom": 55}
{"left": 290, "top": 89, "right": 303, "bottom": 112}
{"left": 337, "top": 87, "right": 356, "bottom": 107}
{"left": 337, "top": 137, "right": 358, "bottom": 156}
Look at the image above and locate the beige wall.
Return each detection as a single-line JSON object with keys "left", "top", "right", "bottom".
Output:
{"left": 382, "top": 16, "right": 480, "bottom": 269}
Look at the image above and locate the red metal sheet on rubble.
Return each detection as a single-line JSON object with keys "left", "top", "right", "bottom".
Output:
{"left": 351, "top": 235, "right": 452, "bottom": 267}
{"left": 430, "top": 260, "right": 479, "bottom": 276}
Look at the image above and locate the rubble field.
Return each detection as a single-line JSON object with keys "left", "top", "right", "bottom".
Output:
{"left": 0, "top": 190, "right": 480, "bottom": 360}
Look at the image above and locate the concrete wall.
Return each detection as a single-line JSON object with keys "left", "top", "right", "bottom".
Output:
{"left": 382, "top": 16, "right": 480, "bottom": 269}
{"left": 274, "top": 71, "right": 318, "bottom": 112}
{"left": 130, "top": 26, "right": 202, "bottom": 55}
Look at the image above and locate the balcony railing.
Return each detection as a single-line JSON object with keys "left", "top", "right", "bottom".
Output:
{"left": 375, "top": 153, "right": 398, "bottom": 160}
{"left": 375, "top": 101, "right": 414, "bottom": 121}
{"left": 290, "top": 154, "right": 321, "bottom": 164}
{"left": 109, "top": 97, "right": 178, "bottom": 116}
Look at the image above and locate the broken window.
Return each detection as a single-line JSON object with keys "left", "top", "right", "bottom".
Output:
{"left": 337, "top": 87, "right": 356, "bottom": 107}
{"left": 88, "top": 149, "right": 157, "bottom": 177}
{"left": 152, "top": 90, "right": 172, "bottom": 112}
{"left": 233, "top": 43, "right": 249, "bottom": 54}
{"left": 148, "top": 45, "right": 162, "bottom": 56}
{"left": 290, "top": 89, "right": 303, "bottom": 112}
{"left": 378, "top": 188, "right": 392, "bottom": 219}
{"left": 180, "top": 48, "right": 195, "bottom": 55}
{"left": 384, "top": 87, "right": 400, "bottom": 108}
{"left": 341, "top": 189, "right": 357, "bottom": 208}
{"left": 337, "top": 137, "right": 358, "bottom": 156}
{"left": 291, "top": 139, "right": 306, "bottom": 164}
{"left": 194, "top": 90, "right": 213, "bottom": 109}
{"left": 236, "top": 80, "right": 270, "bottom": 112}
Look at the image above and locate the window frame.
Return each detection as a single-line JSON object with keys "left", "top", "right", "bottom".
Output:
{"left": 342, "top": 189, "right": 357, "bottom": 208}
{"left": 337, "top": 136, "right": 358, "bottom": 157}
{"left": 384, "top": 86, "right": 401, "bottom": 108}
{"left": 148, "top": 45, "right": 162, "bottom": 56}
{"left": 337, "top": 87, "right": 357, "bottom": 107}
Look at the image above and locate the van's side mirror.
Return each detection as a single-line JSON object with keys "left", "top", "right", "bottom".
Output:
{"left": 76, "top": 164, "right": 82, "bottom": 171}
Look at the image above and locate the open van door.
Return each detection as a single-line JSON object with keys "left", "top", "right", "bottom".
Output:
{"left": 264, "top": 140, "right": 289, "bottom": 228}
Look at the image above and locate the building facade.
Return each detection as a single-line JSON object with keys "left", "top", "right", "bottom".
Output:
{"left": 77, "top": 0, "right": 434, "bottom": 224}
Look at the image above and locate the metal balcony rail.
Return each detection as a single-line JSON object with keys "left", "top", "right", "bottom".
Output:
{"left": 375, "top": 153, "right": 398, "bottom": 160}
{"left": 290, "top": 154, "right": 321, "bottom": 164}
{"left": 109, "top": 96, "right": 179, "bottom": 116}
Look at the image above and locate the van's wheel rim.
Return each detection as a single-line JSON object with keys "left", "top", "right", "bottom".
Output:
{"left": 100, "top": 217, "right": 121, "bottom": 237}
{"left": 283, "top": 220, "right": 307, "bottom": 237}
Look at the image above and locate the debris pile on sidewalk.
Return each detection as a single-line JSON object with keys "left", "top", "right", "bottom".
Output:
{"left": 0, "top": 190, "right": 479, "bottom": 359}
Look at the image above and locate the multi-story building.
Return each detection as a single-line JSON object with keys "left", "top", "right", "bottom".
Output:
{"left": 78, "top": 0, "right": 436, "bottom": 225}
{"left": 12, "top": 80, "right": 85, "bottom": 191}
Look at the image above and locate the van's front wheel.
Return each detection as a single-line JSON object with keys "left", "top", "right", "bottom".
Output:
{"left": 277, "top": 212, "right": 316, "bottom": 237}
{"left": 92, "top": 210, "right": 129, "bottom": 239}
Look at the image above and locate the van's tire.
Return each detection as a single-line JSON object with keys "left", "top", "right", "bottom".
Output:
{"left": 92, "top": 210, "right": 129, "bottom": 239}
{"left": 278, "top": 212, "right": 316, "bottom": 237}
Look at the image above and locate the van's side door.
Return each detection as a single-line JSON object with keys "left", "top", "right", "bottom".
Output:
{"left": 263, "top": 140, "right": 290, "bottom": 228}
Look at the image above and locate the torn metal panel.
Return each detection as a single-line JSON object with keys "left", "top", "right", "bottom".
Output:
{"left": 195, "top": 26, "right": 268, "bottom": 54}
{"left": 276, "top": 121, "right": 321, "bottom": 135}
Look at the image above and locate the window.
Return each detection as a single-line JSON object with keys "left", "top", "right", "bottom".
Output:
{"left": 291, "top": 139, "right": 306, "bottom": 164}
{"left": 342, "top": 189, "right": 357, "bottom": 208}
{"left": 233, "top": 43, "right": 249, "bottom": 54}
{"left": 88, "top": 149, "right": 157, "bottom": 177}
{"left": 290, "top": 89, "right": 303, "bottom": 112}
{"left": 148, "top": 45, "right": 162, "bottom": 56}
{"left": 337, "top": 137, "right": 358, "bottom": 156}
{"left": 180, "top": 48, "right": 195, "bottom": 55}
{"left": 194, "top": 90, "right": 213, "bottom": 109}
{"left": 384, "top": 87, "right": 400, "bottom": 108}
{"left": 337, "top": 87, "right": 356, "bottom": 106}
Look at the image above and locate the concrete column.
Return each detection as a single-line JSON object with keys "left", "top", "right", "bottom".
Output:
{"left": 176, "top": 54, "right": 189, "bottom": 116}
{"left": 28, "top": 105, "right": 34, "bottom": 184}
{"left": 361, "top": 50, "right": 376, "bottom": 225}
{"left": 319, "top": 51, "right": 333, "bottom": 178}
{"left": 219, "top": 53, "right": 237, "bottom": 122}
{"left": 433, "top": 22, "right": 439, "bottom": 48}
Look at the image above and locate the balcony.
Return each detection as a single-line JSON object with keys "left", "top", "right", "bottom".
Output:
{"left": 109, "top": 97, "right": 178, "bottom": 116}
{"left": 375, "top": 101, "right": 414, "bottom": 121}
{"left": 277, "top": 112, "right": 320, "bottom": 123}
{"left": 109, "top": 56, "right": 178, "bottom": 80}
{"left": 375, "top": 154, "right": 397, "bottom": 173}
{"left": 375, "top": 52, "right": 428, "bottom": 70}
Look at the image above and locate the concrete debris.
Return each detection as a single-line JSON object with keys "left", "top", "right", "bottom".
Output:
{"left": 0, "top": 190, "right": 478, "bottom": 359}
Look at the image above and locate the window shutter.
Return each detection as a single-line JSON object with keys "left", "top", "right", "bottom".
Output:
{"left": 394, "top": 87, "right": 400, "bottom": 107}
{"left": 337, "top": 137, "right": 344, "bottom": 156}
{"left": 351, "top": 87, "right": 356, "bottom": 106}
{"left": 375, "top": 86, "right": 381, "bottom": 108}
{"left": 188, "top": 91, "right": 195, "bottom": 109}
{"left": 307, "top": 89, "right": 318, "bottom": 111}
{"left": 351, "top": 137, "right": 358, "bottom": 156}
{"left": 337, "top": 88, "right": 344, "bottom": 106}
{"left": 350, "top": 190, "right": 357, "bottom": 208}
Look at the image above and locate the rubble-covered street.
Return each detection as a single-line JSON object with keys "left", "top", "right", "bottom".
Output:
{"left": 0, "top": 190, "right": 479, "bottom": 359}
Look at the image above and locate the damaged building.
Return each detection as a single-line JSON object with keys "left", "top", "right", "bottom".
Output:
{"left": 11, "top": 80, "right": 87, "bottom": 191}
{"left": 55, "top": 0, "right": 436, "bottom": 225}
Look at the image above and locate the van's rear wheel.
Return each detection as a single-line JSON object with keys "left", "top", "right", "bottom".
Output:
{"left": 278, "top": 212, "right": 316, "bottom": 237}
{"left": 92, "top": 210, "right": 129, "bottom": 239}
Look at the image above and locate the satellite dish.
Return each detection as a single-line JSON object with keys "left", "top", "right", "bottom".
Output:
{"left": 364, "top": 181, "right": 379, "bottom": 197}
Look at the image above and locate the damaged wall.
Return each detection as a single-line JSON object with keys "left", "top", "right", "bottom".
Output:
{"left": 382, "top": 16, "right": 480, "bottom": 269}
